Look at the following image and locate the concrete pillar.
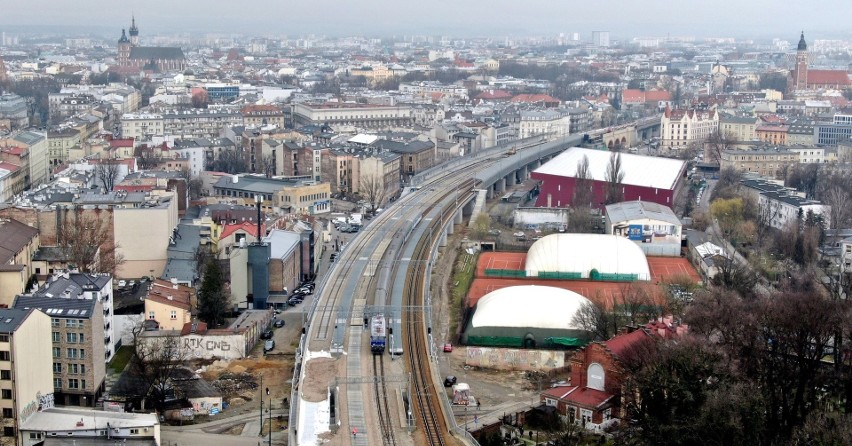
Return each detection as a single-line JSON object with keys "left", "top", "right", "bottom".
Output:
{"left": 454, "top": 209, "right": 463, "bottom": 225}
{"left": 520, "top": 165, "right": 529, "bottom": 181}
{"left": 496, "top": 178, "right": 506, "bottom": 193}
{"left": 439, "top": 228, "right": 448, "bottom": 247}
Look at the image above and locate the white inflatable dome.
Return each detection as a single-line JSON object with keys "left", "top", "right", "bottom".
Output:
{"left": 525, "top": 233, "right": 651, "bottom": 280}
{"left": 470, "top": 285, "right": 593, "bottom": 331}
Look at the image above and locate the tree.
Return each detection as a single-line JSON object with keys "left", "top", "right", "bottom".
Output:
{"left": 359, "top": 174, "right": 386, "bottom": 216}
{"left": 604, "top": 152, "right": 625, "bottom": 205}
{"left": 134, "top": 146, "right": 161, "bottom": 170}
{"left": 127, "top": 324, "right": 189, "bottom": 411}
{"left": 191, "top": 89, "right": 209, "bottom": 108}
{"left": 710, "top": 197, "right": 744, "bottom": 239}
{"left": 823, "top": 185, "right": 851, "bottom": 237}
{"left": 57, "top": 212, "right": 124, "bottom": 275}
{"left": 197, "top": 257, "right": 228, "bottom": 328}
{"left": 710, "top": 167, "right": 743, "bottom": 201}
{"left": 178, "top": 168, "right": 203, "bottom": 200}
{"left": 95, "top": 156, "right": 121, "bottom": 192}
{"left": 209, "top": 149, "right": 247, "bottom": 174}
{"left": 710, "top": 254, "right": 759, "bottom": 296}
{"left": 758, "top": 72, "right": 788, "bottom": 93}
{"left": 471, "top": 213, "right": 492, "bottom": 239}
{"left": 704, "top": 129, "right": 737, "bottom": 165}
{"left": 572, "top": 155, "right": 593, "bottom": 208}
{"left": 571, "top": 299, "right": 617, "bottom": 341}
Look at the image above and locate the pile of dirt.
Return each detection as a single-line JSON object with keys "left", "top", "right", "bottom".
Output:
{"left": 212, "top": 372, "right": 258, "bottom": 395}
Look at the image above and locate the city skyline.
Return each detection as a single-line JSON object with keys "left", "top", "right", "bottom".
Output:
{"left": 0, "top": 0, "right": 851, "bottom": 39}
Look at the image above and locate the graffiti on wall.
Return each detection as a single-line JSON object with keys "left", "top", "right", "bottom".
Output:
{"left": 465, "top": 347, "right": 565, "bottom": 371}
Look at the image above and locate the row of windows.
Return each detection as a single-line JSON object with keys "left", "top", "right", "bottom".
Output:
{"left": 53, "top": 362, "right": 86, "bottom": 374}
{"left": 52, "top": 348, "right": 86, "bottom": 359}
{"left": 52, "top": 319, "right": 86, "bottom": 328}
{"left": 54, "top": 378, "right": 86, "bottom": 389}
{"left": 149, "top": 311, "right": 178, "bottom": 320}
{"left": 52, "top": 332, "right": 86, "bottom": 343}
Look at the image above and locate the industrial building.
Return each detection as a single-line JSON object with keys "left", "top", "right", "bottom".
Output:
{"left": 531, "top": 147, "right": 686, "bottom": 210}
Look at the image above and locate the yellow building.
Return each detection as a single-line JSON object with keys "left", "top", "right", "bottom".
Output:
{"left": 0, "top": 218, "right": 39, "bottom": 307}
{"left": 0, "top": 308, "right": 54, "bottom": 443}
{"left": 144, "top": 279, "right": 194, "bottom": 331}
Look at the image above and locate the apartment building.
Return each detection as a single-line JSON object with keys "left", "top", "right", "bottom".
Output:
{"left": 660, "top": 107, "right": 719, "bottom": 151}
{"left": 13, "top": 272, "right": 113, "bottom": 407}
{"left": 518, "top": 109, "right": 571, "bottom": 139}
{"left": 720, "top": 149, "right": 799, "bottom": 179}
{"left": 0, "top": 130, "right": 49, "bottom": 189}
{"left": 120, "top": 112, "right": 164, "bottom": 140}
{"left": 46, "top": 128, "right": 82, "bottom": 167}
{"left": 758, "top": 191, "right": 831, "bottom": 230}
{"left": 240, "top": 104, "right": 286, "bottom": 129}
{"left": 0, "top": 308, "right": 54, "bottom": 443}
{"left": 292, "top": 102, "right": 413, "bottom": 129}
{"left": 212, "top": 174, "right": 331, "bottom": 215}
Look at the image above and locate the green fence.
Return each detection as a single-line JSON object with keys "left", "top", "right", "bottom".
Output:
{"left": 537, "top": 271, "right": 583, "bottom": 280}
{"left": 484, "top": 269, "right": 527, "bottom": 278}
{"left": 465, "top": 336, "right": 525, "bottom": 348}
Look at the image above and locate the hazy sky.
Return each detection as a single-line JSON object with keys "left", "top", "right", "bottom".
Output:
{"left": 0, "top": 0, "right": 850, "bottom": 39}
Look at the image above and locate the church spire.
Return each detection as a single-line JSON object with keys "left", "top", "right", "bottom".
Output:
{"left": 118, "top": 28, "right": 129, "bottom": 44}
{"left": 797, "top": 31, "right": 807, "bottom": 51}
{"left": 129, "top": 15, "right": 139, "bottom": 45}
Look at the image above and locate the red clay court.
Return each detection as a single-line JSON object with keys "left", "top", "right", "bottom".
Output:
{"left": 467, "top": 251, "right": 701, "bottom": 309}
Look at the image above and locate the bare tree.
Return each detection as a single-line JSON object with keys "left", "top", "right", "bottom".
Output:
{"left": 178, "top": 168, "right": 204, "bottom": 200}
{"left": 824, "top": 185, "right": 850, "bottom": 237}
{"left": 359, "top": 174, "right": 386, "bottom": 216}
{"left": 134, "top": 146, "right": 160, "bottom": 170}
{"left": 210, "top": 148, "right": 247, "bottom": 174}
{"left": 704, "top": 129, "right": 737, "bottom": 165}
{"left": 57, "top": 212, "right": 125, "bottom": 275}
{"left": 572, "top": 154, "right": 593, "bottom": 208}
{"left": 260, "top": 154, "right": 276, "bottom": 178}
{"left": 95, "top": 156, "right": 121, "bottom": 192}
{"left": 127, "top": 324, "right": 189, "bottom": 411}
{"left": 604, "top": 151, "right": 625, "bottom": 205}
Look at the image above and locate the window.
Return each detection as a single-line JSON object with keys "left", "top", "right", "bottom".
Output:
{"left": 148, "top": 311, "right": 156, "bottom": 320}
{"left": 67, "top": 348, "right": 78, "bottom": 359}
{"left": 0, "top": 370, "right": 9, "bottom": 380}
{"left": 587, "top": 363, "right": 606, "bottom": 391}
{"left": 2, "top": 408, "right": 12, "bottom": 418}
{"left": 53, "top": 378, "right": 62, "bottom": 389}
{"left": 52, "top": 347, "right": 60, "bottom": 358}
{"left": 0, "top": 351, "right": 8, "bottom": 361}
{"left": 52, "top": 332, "right": 60, "bottom": 343}
{"left": 82, "top": 380, "right": 86, "bottom": 389}
{"left": 130, "top": 429, "right": 139, "bottom": 434}
{"left": 68, "top": 364, "right": 78, "bottom": 374}
{"left": 0, "top": 335, "right": 8, "bottom": 342}
{"left": 2, "top": 427, "right": 13, "bottom": 437}
{"left": 1, "top": 389, "right": 11, "bottom": 399}
{"left": 53, "top": 363, "right": 62, "bottom": 373}
{"left": 80, "top": 349, "right": 85, "bottom": 359}
{"left": 170, "top": 311, "right": 177, "bottom": 320}
{"left": 51, "top": 318, "right": 60, "bottom": 327}
{"left": 68, "top": 379, "right": 79, "bottom": 389}
{"left": 66, "top": 333, "right": 78, "bottom": 343}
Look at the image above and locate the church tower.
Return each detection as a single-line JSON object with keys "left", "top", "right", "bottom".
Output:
{"left": 129, "top": 15, "right": 139, "bottom": 46}
{"left": 794, "top": 31, "right": 808, "bottom": 90}
{"left": 117, "top": 29, "right": 131, "bottom": 66}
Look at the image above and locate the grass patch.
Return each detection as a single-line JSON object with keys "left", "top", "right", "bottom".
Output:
{"left": 449, "top": 249, "right": 478, "bottom": 338}
{"left": 108, "top": 345, "right": 134, "bottom": 373}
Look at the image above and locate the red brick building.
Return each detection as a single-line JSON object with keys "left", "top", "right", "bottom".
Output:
{"left": 540, "top": 319, "right": 687, "bottom": 433}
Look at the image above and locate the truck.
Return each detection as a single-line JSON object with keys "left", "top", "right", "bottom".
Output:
{"left": 370, "top": 314, "right": 387, "bottom": 354}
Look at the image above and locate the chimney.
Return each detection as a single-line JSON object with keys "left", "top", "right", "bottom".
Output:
{"left": 171, "top": 277, "right": 178, "bottom": 289}
{"left": 167, "top": 295, "right": 173, "bottom": 300}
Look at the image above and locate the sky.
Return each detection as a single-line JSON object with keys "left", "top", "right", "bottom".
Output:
{"left": 0, "top": 0, "right": 850, "bottom": 39}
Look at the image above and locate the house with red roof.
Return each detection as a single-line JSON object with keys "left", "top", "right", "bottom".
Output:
{"left": 511, "top": 94, "right": 561, "bottom": 108}
{"left": 621, "top": 89, "right": 672, "bottom": 111}
{"left": 475, "top": 89, "right": 513, "bottom": 102}
{"left": 539, "top": 318, "right": 687, "bottom": 433}
{"left": 217, "top": 221, "right": 265, "bottom": 258}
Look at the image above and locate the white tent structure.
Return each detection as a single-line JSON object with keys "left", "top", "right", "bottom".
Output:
{"left": 525, "top": 233, "right": 651, "bottom": 281}
{"left": 463, "top": 285, "right": 594, "bottom": 348}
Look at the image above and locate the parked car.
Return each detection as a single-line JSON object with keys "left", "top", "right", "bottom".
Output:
{"left": 117, "top": 280, "right": 127, "bottom": 288}
{"left": 288, "top": 297, "right": 303, "bottom": 306}
{"left": 264, "top": 340, "right": 275, "bottom": 352}
{"left": 261, "top": 330, "right": 273, "bottom": 340}
{"left": 444, "top": 375, "right": 457, "bottom": 387}
{"left": 274, "top": 319, "right": 285, "bottom": 328}
{"left": 296, "top": 287, "right": 312, "bottom": 295}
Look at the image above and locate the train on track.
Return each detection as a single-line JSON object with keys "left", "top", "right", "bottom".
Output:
{"left": 370, "top": 314, "right": 387, "bottom": 353}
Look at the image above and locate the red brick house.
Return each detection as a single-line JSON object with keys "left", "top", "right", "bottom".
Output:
{"left": 539, "top": 319, "right": 686, "bottom": 433}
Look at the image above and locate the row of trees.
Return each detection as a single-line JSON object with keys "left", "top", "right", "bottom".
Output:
{"left": 566, "top": 153, "right": 625, "bottom": 233}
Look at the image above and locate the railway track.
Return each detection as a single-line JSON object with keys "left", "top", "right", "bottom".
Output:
{"left": 372, "top": 354, "right": 397, "bottom": 446}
